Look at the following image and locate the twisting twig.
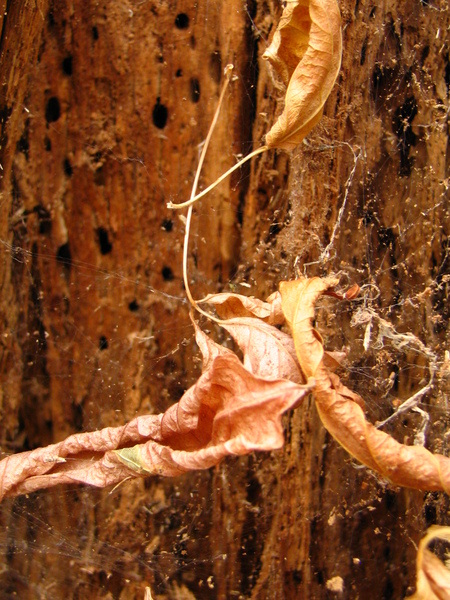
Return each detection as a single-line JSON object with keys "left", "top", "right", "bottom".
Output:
{"left": 167, "top": 145, "right": 268, "bottom": 211}
{"left": 180, "top": 64, "right": 234, "bottom": 320}
{"left": 175, "top": 65, "right": 268, "bottom": 324}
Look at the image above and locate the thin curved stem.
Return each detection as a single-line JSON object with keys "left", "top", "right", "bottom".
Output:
{"left": 168, "top": 145, "right": 269, "bottom": 211}
{"left": 182, "top": 65, "right": 234, "bottom": 318}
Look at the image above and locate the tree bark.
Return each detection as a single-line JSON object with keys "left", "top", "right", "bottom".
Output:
{"left": 0, "top": 1, "right": 448, "bottom": 599}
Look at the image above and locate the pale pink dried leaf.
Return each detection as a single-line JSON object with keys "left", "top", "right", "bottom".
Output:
{"left": 220, "top": 316, "right": 305, "bottom": 383}
{"left": 116, "top": 356, "right": 313, "bottom": 474}
{"left": 418, "top": 551, "right": 450, "bottom": 600}
{"left": 0, "top": 414, "right": 165, "bottom": 499}
{"left": 8, "top": 452, "right": 135, "bottom": 497}
{"left": 199, "top": 290, "right": 284, "bottom": 324}
{"left": 199, "top": 292, "right": 339, "bottom": 381}
{"left": 193, "top": 317, "right": 235, "bottom": 370}
{"left": 281, "top": 276, "right": 450, "bottom": 494}
{"left": 313, "top": 371, "right": 450, "bottom": 491}
{"left": 0, "top": 330, "right": 312, "bottom": 499}
{"left": 263, "top": 0, "right": 342, "bottom": 150}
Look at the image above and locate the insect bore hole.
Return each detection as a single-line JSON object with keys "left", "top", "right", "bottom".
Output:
{"left": 128, "top": 300, "right": 139, "bottom": 312}
{"left": 152, "top": 98, "right": 168, "bottom": 129}
{"left": 96, "top": 227, "right": 112, "bottom": 255}
{"left": 62, "top": 56, "right": 73, "bottom": 76}
{"left": 190, "top": 78, "right": 201, "bottom": 103}
{"left": 161, "top": 266, "right": 174, "bottom": 281}
{"left": 45, "top": 97, "right": 61, "bottom": 123}
{"left": 175, "top": 13, "right": 189, "bottom": 29}
{"left": 56, "top": 243, "right": 72, "bottom": 269}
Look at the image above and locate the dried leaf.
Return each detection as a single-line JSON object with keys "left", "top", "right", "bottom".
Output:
{"left": 410, "top": 526, "right": 450, "bottom": 600}
{"left": 279, "top": 276, "right": 339, "bottom": 379}
{"left": 220, "top": 317, "right": 305, "bottom": 383}
{"left": 198, "top": 295, "right": 341, "bottom": 381}
{"left": 0, "top": 325, "right": 312, "bottom": 499}
{"left": 200, "top": 296, "right": 343, "bottom": 381}
{"left": 199, "top": 290, "right": 284, "bottom": 324}
{"left": 325, "top": 283, "right": 361, "bottom": 301}
{"left": 280, "top": 276, "right": 450, "bottom": 493}
{"left": 116, "top": 355, "right": 312, "bottom": 475}
{"left": 193, "top": 317, "right": 235, "bottom": 370}
{"left": 263, "top": 0, "right": 342, "bottom": 150}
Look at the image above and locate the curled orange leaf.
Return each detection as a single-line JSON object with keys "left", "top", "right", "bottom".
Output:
{"left": 263, "top": 0, "right": 342, "bottom": 150}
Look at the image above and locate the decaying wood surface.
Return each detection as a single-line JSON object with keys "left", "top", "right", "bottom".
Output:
{"left": 0, "top": 1, "right": 448, "bottom": 598}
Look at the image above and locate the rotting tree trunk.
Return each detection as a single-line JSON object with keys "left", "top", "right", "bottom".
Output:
{"left": 0, "top": 1, "right": 448, "bottom": 599}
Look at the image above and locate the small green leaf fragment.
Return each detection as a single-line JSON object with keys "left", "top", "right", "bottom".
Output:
{"left": 114, "top": 446, "right": 153, "bottom": 475}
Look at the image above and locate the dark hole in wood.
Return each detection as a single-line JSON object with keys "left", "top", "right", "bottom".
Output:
{"left": 63, "top": 158, "right": 73, "bottom": 177}
{"left": 56, "top": 243, "right": 72, "bottom": 269}
{"left": 92, "top": 26, "right": 99, "bottom": 40}
{"left": 209, "top": 51, "right": 222, "bottom": 84}
{"left": 161, "top": 219, "right": 173, "bottom": 232}
{"left": 94, "top": 166, "right": 105, "bottom": 186}
{"left": 96, "top": 227, "right": 112, "bottom": 255}
{"left": 175, "top": 68, "right": 183, "bottom": 77}
{"left": 382, "top": 578, "right": 394, "bottom": 600}
{"left": 71, "top": 401, "right": 83, "bottom": 432}
{"left": 421, "top": 45, "right": 430, "bottom": 63}
{"left": 175, "top": 13, "right": 189, "bottom": 29}
{"left": 62, "top": 56, "right": 73, "bottom": 75}
{"left": 269, "top": 222, "right": 281, "bottom": 237}
{"left": 189, "top": 78, "right": 201, "bottom": 103}
{"left": 392, "top": 95, "right": 418, "bottom": 176}
{"left": 35, "top": 205, "right": 52, "bottom": 235}
{"left": 99, "top": 336, "right": 108, "bottom": 351}
{"left": 444, "top": 53, "right": 450, "bottom": 92}
{"left": 17, "top": 131, "right": 29, "bottom": 156}
{"left": 424, "top": 496, "right": 438, "bottom": 525}
{"left": 360, "top": 38, "right": 367, "bottom": 66}
{"left": 128, "top": 300, "right": 139, "bottom": 312}
{"left": 45, "top": 97, "right": 61, "bottom": 123}
{"left": 161, "top": 266, "right": 174, "bottom": 281}
{"left": 152, "top": 98, "right": 168, "bottom": 129}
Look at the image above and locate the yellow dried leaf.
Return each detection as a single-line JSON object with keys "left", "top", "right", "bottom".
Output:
{"left": 263, "top": 0, "right": 342, "bottom": 150}
{"left": 410, "top": 526, "right": 450, "bottom": 600}
{"left": 279, "top": 276, "right": 339, "bottom": 378}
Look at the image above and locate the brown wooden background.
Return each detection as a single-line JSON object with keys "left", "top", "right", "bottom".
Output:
{"left": 0, "top": 0, "right": 448, "bottom": 598}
